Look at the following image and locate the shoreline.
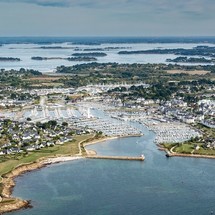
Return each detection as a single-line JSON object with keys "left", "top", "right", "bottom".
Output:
{"left": 158, "top": 144, "right": 215, "bottom": 160}
{"left": 0, "top": 161, "right": 45, "bottom": 214}
{"left": 0, "top": 156, "right": 85, "bottom": 214}
{"left": 0, "top": 135, "right": 126, "bottom": 214}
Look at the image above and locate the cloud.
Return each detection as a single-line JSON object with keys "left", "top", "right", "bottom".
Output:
{"left": 0, "top": 0, "right": 214, "bottom": 12}
{"left": 0, "top": 0, "right": 215, "bottom": 36}
{"left": 0, "top": 0, "right": 130, "bottom": 8}
{"left": 0, "top": 0, "right": 70, "bottom": 7}
{"left": 1, "top": 0, "right": 215, "bottom": 20}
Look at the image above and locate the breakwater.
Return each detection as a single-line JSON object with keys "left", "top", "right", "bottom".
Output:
{"left": 85, "top": 155, "right": 145, "bottom": 161}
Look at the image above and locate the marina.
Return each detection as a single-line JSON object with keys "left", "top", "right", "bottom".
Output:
{"left": 2, "top": 100, "right": 201, "bottom": 142}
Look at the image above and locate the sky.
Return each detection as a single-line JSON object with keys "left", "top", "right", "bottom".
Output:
{"left": 0, "top": 0, "right": 215, "bottom": 37}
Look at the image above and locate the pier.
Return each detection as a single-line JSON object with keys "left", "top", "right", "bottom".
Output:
{"left": 85, "top": 155, "right": 145, "bottom": 161}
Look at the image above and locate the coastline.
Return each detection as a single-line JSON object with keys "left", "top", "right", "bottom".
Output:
{"left": 159, "top": 144, "right": 215, "bottom": 159}
{"left": 0, "top": 161, "right": 45, "bottom": 214}
{"left": 0, "top": 135, "right": 119, "bottom": 214}
{"left": 0, "top": 155, "right": 85, "bottom": 214}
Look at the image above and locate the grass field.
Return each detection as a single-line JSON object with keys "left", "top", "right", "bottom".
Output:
{"left": 173, "top": 143, "right": 194, "bottom": 154}
{"left": 166, "top": 70, "right": 209, "bottom": 75}
{"left": 172, "top": 143, "right": 215, "bottom": 155}
{"left": 26, "top": 76, "right": 62, "bottom": 81}
{"left": 0, "top": 134, "right": 93, "bottom": 177}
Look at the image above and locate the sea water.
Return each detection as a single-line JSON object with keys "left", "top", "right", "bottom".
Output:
{"left": 9, "top": 122, "right": 215, "bottom": 215}
{"left": 1, "top": 40, "right": 214, "bottom": 72}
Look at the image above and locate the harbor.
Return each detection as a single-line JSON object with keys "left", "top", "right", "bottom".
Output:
{"left": 9, "top": 120, "right": 215, "bottom": 215}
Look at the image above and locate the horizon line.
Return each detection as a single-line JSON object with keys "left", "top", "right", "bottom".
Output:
{"left": 1, "top": 36, "right": 215, "bottom": 38}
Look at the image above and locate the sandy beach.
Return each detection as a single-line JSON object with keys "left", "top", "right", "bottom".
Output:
{"left": 42, "top": 156, "right": 83, "bottom": 164}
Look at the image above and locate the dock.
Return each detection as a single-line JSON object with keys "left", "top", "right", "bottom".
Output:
{"left": 85, "top": 155, "right": 145, "bottom": 161}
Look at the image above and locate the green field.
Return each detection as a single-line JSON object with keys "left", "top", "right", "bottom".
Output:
{"left": 173, "top": 143, "right": 194, "bottom": 154}
{"left": 173, "top": 143, "right": 215, "bottom": 155}
{"left": 0, "top": 134, "right": 93, "bottom": 177}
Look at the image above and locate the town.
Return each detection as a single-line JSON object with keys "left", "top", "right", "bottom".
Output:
{"left": 0, "top": 71, "right": 214, "bottom": 156}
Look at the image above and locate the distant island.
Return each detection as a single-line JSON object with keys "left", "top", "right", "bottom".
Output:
{"left": 31, "top": 56, "right": 64, "bottom": 60}
{"left": 72, "top": 52, "right": 107, "bottom": 57}
{"left": 83, "top": 47, "right": 131, "bottom": 51}
{"left": 38, "top": 46, "right": 74, "bottom": 49}
{"left": 118, "top": 46, "right": 215, "bottom": 57}
{"left": 72, "top": 42, "right": 101, "bottom": 45}
{"left": 0, "top": 57, "right": 21, "bottom": 62}
{"left": 67, "top": 57, "right": 97, "bottom": 61}
{"left": 166, "top": 57, "right": 215, "bottom": 63}
{"left": 74, "top": 47, "right": 131, "bottom": 52}
{"left": 31, "top": 56, "right": 97, "bottom": 61}
{"left": 83, "top": 48, "right": 104, "bottom": 51}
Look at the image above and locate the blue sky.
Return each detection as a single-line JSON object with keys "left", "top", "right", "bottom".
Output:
{"left": 0, "top": 0, "right": 214, "bottom": 36}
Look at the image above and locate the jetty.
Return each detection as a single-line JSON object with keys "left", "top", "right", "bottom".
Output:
{"left": 86, "top": 155, "right": 145, "bottom": 161}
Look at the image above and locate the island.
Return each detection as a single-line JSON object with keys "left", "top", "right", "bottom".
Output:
{"left": 31, "top": 56, "right": 65, "bottom": 60}
{"left": 0, "top": 57, "right": 21, "bottom": 62}
{"left": 38, "top": 46, "right": 74, "bottom": 49}
{"left": 83, "top": 47, "right": 131, "bottom": 51}
{"left": 72, "top": 52, "right": 107, "bottom": 57}
{"left": 83, "top": 48, "right": 104, "bottom": 51}
{"left": 166, "top": 57, "right": 215, "bottom": 63}
{"left": 67, "top": 57, "right": 97, "bottom": 61}
{"left": 31, "top": 56, "right": 97, "bottom": 61}
{"left": 72, "top": 42, "right": 101, "bottom": 45}
{"left": 118, "top": 46, "right": 215, "bottom": 57}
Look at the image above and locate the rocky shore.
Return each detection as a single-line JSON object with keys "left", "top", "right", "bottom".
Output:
{"left": 0, "top": 199, "right": 31, "bottom": 214}
{"left": 0, "top": 136, "right": 114, "bottom": 214}
{"left": 0, "top": 161, "right": 45, "bottom": 214}
{"left": 0, "top": 155, "right": 86, "bottom": 215}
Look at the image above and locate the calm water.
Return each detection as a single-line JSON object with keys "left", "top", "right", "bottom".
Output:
{"left": 9, "top": 120, "right": 215, "bottom": 215}
{"left": 1, "top": 42, "right": 215, "bottom": 72}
